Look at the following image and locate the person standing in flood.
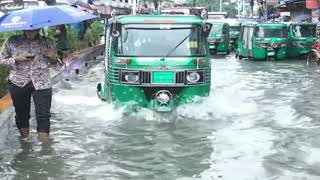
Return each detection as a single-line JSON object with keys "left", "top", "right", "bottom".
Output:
{"left": 0, "top": 29, "right": 58, "bottom": 141}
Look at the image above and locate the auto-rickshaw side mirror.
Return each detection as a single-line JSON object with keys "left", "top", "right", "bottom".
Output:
{"left": 97, "top": 83, "right": 106, "bottom": 101}
{"left": 110, "top": 23, "right": 121, "bottom": 37}
{"left": 203, "top": 23, "right": 212, "bottom": 37}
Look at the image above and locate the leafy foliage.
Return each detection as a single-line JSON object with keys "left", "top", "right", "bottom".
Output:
{"left": 83, "top": 21, "right": 104, "bottom": 47}
{"left": 184, "top": 0, "right": 238, "bottom": 18}
{"left": 0, "top": 64, "right": 9, "bottom": 98}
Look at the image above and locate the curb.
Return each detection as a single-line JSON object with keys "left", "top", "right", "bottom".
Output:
{"left": 0, "top": 92, "right": 12, "bottom": 113}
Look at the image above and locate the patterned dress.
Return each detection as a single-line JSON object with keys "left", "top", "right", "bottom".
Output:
{"left": 0, "top": 34, "right": 57, "bottom": 90}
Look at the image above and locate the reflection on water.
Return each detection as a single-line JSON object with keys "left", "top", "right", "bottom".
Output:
{"left": 10, "top": 140, "right": 66, "bottom": 179}
{"left": 1, "top": 57, "right": 320, "bottom": 179}
{"left": 0, "top": 135, "right": 67, "bottom": 179}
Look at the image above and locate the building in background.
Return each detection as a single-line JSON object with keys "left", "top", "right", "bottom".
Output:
{"left": 306, "top": 0, "right": 320, "bottom": 22}
{"left": 92, "top": 0, "right": 132, "bottom": 17}
{"left": 91, "top": 0, "right": 168, "bottom": 17}
{"left": 276, "top": 0, "right": 311, "bottom": 21}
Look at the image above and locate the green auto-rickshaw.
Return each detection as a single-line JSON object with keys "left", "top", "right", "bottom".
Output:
{"left": 207, "top": 21, "right": 230, "bottom": 55}
{"left": 229, "top": 21, "right": 241, "bottom": 51}
{"left": 236, "top": 22, "right": 287, "bottom": 60}
{"left": 97, "top": 15, "right": 213, "bottom": 112}
{"left": 287, "top": 22, "right": 316, "bottom": 58}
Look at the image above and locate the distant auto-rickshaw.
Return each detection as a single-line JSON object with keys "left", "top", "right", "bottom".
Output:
{"left": 236, "top": 22, "right": 288, "bottom": 60}
{"left": 287, "top": 22, "right": 316, "bottom": 58}
{"left": 207, "top": 21, "right": 230, "bottom": 55}
{"left": 228, "top": 20, "right": 241, "bottom": 51}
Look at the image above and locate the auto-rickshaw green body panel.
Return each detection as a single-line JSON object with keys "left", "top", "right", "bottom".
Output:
{"left": 207, "top": 21, "right": 230, "bottom": 54}
{"left": 287, "top": 22, "right": 316, "bottom": 58}
{"left": 97, "top": 15, "right": 212, "bottom": 112}
{"left": 236, "top": 22, "right": 288, "bottom": 60}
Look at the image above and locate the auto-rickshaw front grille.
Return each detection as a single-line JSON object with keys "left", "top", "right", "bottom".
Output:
{"left": 176, "top": 71, "right": 185, "bottom": 84}
{"left": 141, "top": 71, "right": 151, "bottom": 83}
{"left": 111, "top": 68, "right": 210, "bottom": 86}
{"left": 110, "top": 68, "right": 120, "bottom": 82}
{"left": 204, "top": 69, "right": 211, "bottom": 83}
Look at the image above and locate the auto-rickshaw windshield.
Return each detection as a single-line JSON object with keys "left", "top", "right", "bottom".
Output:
{"left": 210, "top": 24, "right": 226, "bottom": 34}
{"left": 293, "top": 25, "right": 316, "bottom": 37}
{"left": 113, "top": 24, "right": 206, "bottom": 57}
{"left": 256, "top": 26, "right": 287, "bottom": 38}
{"left": 230, "top": 26, "right": 240, "bottom": 32}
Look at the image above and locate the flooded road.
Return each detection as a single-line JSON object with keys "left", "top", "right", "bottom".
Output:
{"left": 1, "top": 56, "right": 320, "bottom": 179}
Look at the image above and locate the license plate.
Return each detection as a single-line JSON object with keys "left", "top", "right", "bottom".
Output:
{"left": 267, "top": 51, "right": 275, "bottom": 56}
{"left": 210, "top": 45, "right": 216, "bottom": 49}
{"left": 152, "top": 72, "right": 174, "bottom": 84}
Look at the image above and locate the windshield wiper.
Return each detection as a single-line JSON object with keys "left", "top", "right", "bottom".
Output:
{"left": 163, "top": 30, "right": 195, "bottom": 58}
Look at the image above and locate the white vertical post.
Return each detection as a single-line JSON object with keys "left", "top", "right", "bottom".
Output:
{"left": 220, "top": 0, "right": 222, "bottom": 12}
{"left": 238, "top": 0, "right": 240, "bottom": 17}
{"left": 242, "top": 0, "right": 245, "bottom": 17}
{"left": 133, "top": 0, "right": 136, "bottom": 15}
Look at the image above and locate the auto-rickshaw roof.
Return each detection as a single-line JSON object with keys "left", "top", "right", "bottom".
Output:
{"left": 115, "top": 15, "right": 205, "bottom": 25}
{"left": 205, "top": 20, "right": 229, "bottom": 25}
{"left": 284, "top": 22, "right": 316, "bottom": 26}
{"left": 240, "top": 22, "right": 258, "bottom": 27}
{"left": 209, "top": 18, "right": 240, "bottom": 26}
{"left": 258, "top": 23, "right": 287, "bottom": 28}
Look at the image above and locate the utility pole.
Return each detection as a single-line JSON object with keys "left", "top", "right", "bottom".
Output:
{"left": 264, "top": 0, "right": 267, "bottom": 21}
{"left": 210, "top": 0, "right": 214, "bottom": 11}
{"left": 250, "top": 0, "right": 254, "bottom": 18}
{"left": 242, "top": 0, "right": 245, "bottom": 17}
{"left": 133, "top": 0, "right": 136, "bottom": 15}
{"left": 238, "top": 0, "right": 240, "bottom": 17}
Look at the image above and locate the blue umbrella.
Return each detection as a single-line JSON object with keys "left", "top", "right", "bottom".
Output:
{"left": 0, "top": 5, "right": 96, "bottom": 32}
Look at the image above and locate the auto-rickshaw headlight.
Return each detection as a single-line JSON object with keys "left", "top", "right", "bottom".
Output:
{"left": 121, "top": 71, "right": 140, "bottom": 84}
{"left": 207, "top": 38, "right": 215, "bottom": 43}
{"left": 125, "top": 74, "right": 139, "bottom": 83}
{"left": 187, "top": 72, "right": 201, "bottom": 83}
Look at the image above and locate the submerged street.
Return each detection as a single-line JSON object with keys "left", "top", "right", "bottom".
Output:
{"left": 1, "top": 55, "right": 320, "bottom": 179}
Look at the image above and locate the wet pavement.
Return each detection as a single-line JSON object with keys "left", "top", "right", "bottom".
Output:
{"left": 1, "top": 55, "right": 320, "bottom": 180}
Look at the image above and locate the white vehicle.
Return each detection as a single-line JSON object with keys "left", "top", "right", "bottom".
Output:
{"left": 0, "top": 0, "right": 47, "bottom": 13}
{"left": 208, "top": 12, "right": 228, "bottom": 19}
{"left": 161, "top": 8, "right": 190, "bottom": 15}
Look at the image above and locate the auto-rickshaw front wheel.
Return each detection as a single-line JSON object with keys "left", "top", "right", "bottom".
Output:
{"left": 236, "top": 53, "right": 243, "bottom": 60}
{"left": 306, "top": 50, "right": 320, "bottom": 65}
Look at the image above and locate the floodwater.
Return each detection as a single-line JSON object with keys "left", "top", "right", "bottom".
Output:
{"left": 1, "top": 56, "right": 320, "bottom": 180}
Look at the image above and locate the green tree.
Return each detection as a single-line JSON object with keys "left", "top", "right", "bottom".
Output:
{"left": 223, "top": 2, "right": 238, "bottom": 17}
{"left": 185, "top": 0, "right": 238, "bottom": 18}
